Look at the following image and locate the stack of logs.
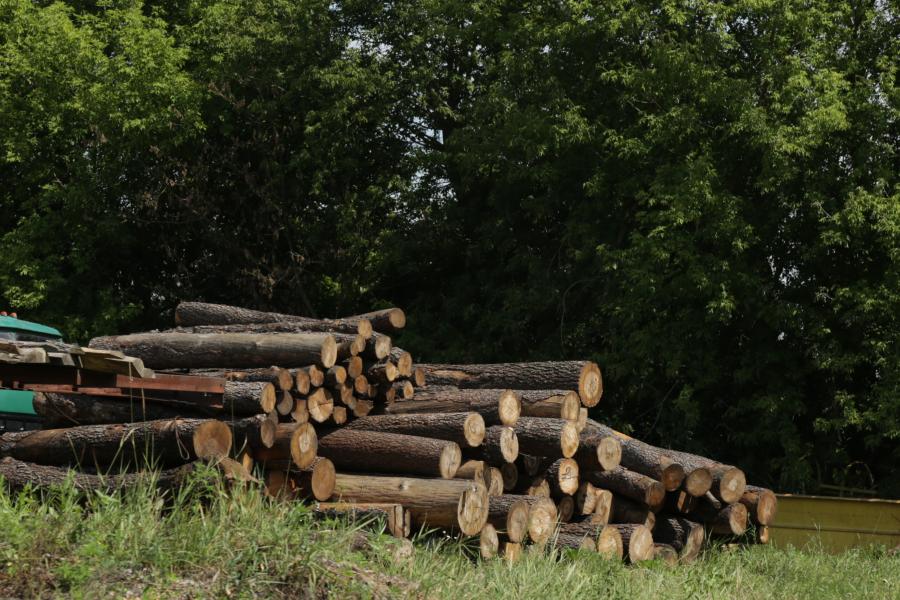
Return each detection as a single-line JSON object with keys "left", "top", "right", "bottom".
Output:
{"left": 0, "top": 302, "right": 777, "bottom": 564}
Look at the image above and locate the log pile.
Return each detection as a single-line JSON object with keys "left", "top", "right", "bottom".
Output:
{"left": 0, "top": 302, "right": 777, "bottom": 564}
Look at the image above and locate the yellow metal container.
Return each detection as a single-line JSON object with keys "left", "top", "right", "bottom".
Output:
{"left": 770, "top": 494, "right": 900, "bottom": 552}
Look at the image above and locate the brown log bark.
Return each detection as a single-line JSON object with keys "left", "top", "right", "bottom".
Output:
{"left": 557, "top": 495, "right": 575, "bottom": 523}
{"left": 390, "top": 380, "right": 415, "bottom": 400}
{"left": 576, "top": 430, "right": 622, "bottom": 472}
{"left": 652, "top": 516, "right": 705, "bottom": 562}
{"left": 610, "top": 495, "right": 656, "bottom": 529}
{"left": 583, "top": 420, "right": 686, "bottom": 492}
{"left": 417, "top": 361, "right": 602, "bottom": 407}
{"left": 463, "top": 426, "right": 518, "bottom": 464}
{"left": 318, "top": 429, "right": 461, "bottom": 479}
{"left": 0, "top": 417, "right": 257, "bottom": 467}
{"left": 500, "top": 463, "right": 518, "bottom": 491}
{"left": 554, "top": 532, "right": 596, "bottom": 552}
{"left": 546, "top": 458, "right": 580, "bottom": 497}
{"left": 513, "top": 417, "right": 579, "bottom": 459}
{"left": 313, "top": 502, "right": 410, "bottom": 538}
{"left": 665, "top": 449, "right": 745, "bottom": 504}
{"left": 344, "top": 413, "right": 485, "bottom": 448}
{"left": 575, "top": 482, "right": 600, "bottom": 516}
{"left": 515, "top": 390, "right": 581, "bottom": 420}
{"left": 586, "top": 467, "right": 665, "bottom": 511}
{"left": 0, "top": 456, "right": 196, "bottom": 493}
{"left": 330, "top": 474, "right": 488, "bottom": 535}
{"left": 388, "top": 349, "right": 413, "bottom": 377}
{"left": 610, "top": 523, "right": 654, "bottom": 562}
{"left": 387, "top": 387, "right": 520, "bottom": 426}
{"left": 739, "top": 485, "right": 778, "bottom": 526}
{"left": 689, "top": 496, "right": 748, "bottom": 535}
{"left": 173, "top": 302, "right": 372, "bottom": 337}
{"left": 486, "top": 495, "right": 532, "bottom": 543}
{"left": 32, "top": 392, "right": 208, "bottom": 427}
{"left": 251, "top": 422, "right": 317, "bottom": 469}
{"left": 344, "top": 308, "right": 406, "bottom": 334}
{"left": 90, "top": 332, "right": 338, "bottom": 369}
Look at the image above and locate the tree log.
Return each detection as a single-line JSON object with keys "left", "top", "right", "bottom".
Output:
{"left": 313, "top": 502, "right": 411, "bottom": 538}
{"left": 652, "top": 516, "right": 704, "bottom": 562}
{"left": 417, "top": 361, "right": 602, "bottom": 407}
{"left": 0, "top": 417, "right": 258, "bottom": 467}
{"left": 546, "top": 458, "right": 580, "bottom": 497}
{"left": 318, "top": 429, "right": 461, "bottom": 479}
{"left": 557, "top": 495, "right": 575, "bottom": 523}
{"left": 689, "top": 496, "right": 748, "bottom": 535}
{"left": 344, "top": 308, "right": 406, "bottom": 334}
{"left": 739, "top": 485, "right": 778, "bottom": 526}
{"left": 32, "top": 392, "right": 209, "bottom": 427}
{"left": 388, "top": 349, "right": 413, "bottom": 377}
{"left": 513, "top": 417, "right": 579, "bottom": 459}
{"left": 486, "top": 495, "right": 532, "bottom": 543}
{"left": 0, "top": 456, "right": 197, "bottom": 493}
{"left": 665, "top": 449, "right": 745, "bottom": 503}
{"left": 596, "top": 525, "right": 624, "bottom": 559}
{"left": 610, "top": 495, "right": 656, "bottom": 529}
{"left": 387, "top": 387, "right": 520, "bottom": 426}
{"left": 576, "top": 430, "right": 622, "bottom": 472}
{"left": 90, "top": 332, "right": 338, "bottom": 369}
{"left": 344, "top": 413, "right": 484, "bottom": 448}
{"left": 173, "top": 302, "right": 372, "bottom": 337}
{"left": 330, "top": 474, "right": 488, "bottom": 535}
{"left": 463, "top": 426, "right": 518, "bottom": 464}
{"left": 586, "top": 467, "right": 665, "bottom": 511}
{"left": 554, "top": 532, "right": 596, "bottom": 552}
{"left": 480, "top": 524, "right": 500, "bottom": 559}
{"left": 251, "top": 422, "right": 317, "bottom": 469}
{"left": 610, "top": 523, "right": 654, "bottom": 562}
{"left": 514, "top": 390, "right": 581, "bottom": 420}
{"left": 584, "top": 420, "right": 687, "bottom": 492}
{"left": 652, "top": 544, "right": 679, "bottom": 565}
{"left": 168, "top": 366, "right": 294, "bottom": 390}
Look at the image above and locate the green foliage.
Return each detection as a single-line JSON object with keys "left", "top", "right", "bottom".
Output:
{"left": 0, "top": 473, "right": 898, "bottom": 598}
{"left": 1, "top": 1, "right": 898, "bottom": 494}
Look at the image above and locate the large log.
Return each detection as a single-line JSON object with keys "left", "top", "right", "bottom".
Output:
{"left": 486, "top": 495, "right": 532, "bottom": 543}
{"left": 32, "top": 392, "right": 208, "bottom": 427}
{"left": 546, "top": 458, "right": 580, "bottom": 497}
{"left": 739, "top": 485, "right": 778, "bottom": 526}
{"left": 586, "top": 467, "right": 665, "bottom": 511}
{"left": 665, "top": 449, "right": 745, "bottom": 504}
{"left": 318, "top": 429, "right": 461, "bottom": 479}
{"left": 174, "top": 302, "right": 372, "bottom": 337}
{"left": 652, "top": 516, "right": 704, "bottom": 562}
{"left": 515, "top": 390, "right": 582, "bottom": 420}
{"left": 0, "top": 417, "right": 258, "bottom": 467}
{"left": 576, "top": 429, "right": 622, "bottom": 472}
{"left": 610, "top": 495, "right": 656, "bottom": 529}
{"left": 513, "top": 417, "right": 579, "bottom": 459}
{"left": 0, "top": 456, "right": 198, "bottom": 493}
{"left": 89, "top": 332, "right": 338, "bottom": 369}
{"left": 386, "top": 387, "right": 520, "bottom": 426}
{"left": 417, "top": 361, "right": 602, "bottom": 407}
{"left": 689, "top": 494, "right": 749, "bottom": 535}
{"left": 249, "top": 422, "right": 318, "bottom": 469}
{"left": 330, "top": 474, "right": 488, "bottom": 535}
{"left": 584, "top": 420, "right": 689, "bottom": 493}
{"left": 344, "top": 413, "right": 485, "bottom": 448}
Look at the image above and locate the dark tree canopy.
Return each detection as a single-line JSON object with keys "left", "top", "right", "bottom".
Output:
{"left": 1, "top": 0, "right": 898, "bottom": 496}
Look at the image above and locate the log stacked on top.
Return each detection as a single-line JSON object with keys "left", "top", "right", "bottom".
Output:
{"left": 0, "top": 302, "right": 777, "bottom": 563}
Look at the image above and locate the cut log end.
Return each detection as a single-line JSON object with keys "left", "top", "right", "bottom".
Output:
{"left": 374, "top": 336, "right": 392, "bottom": 360}
{"left": 499, "top": 427, "right": 519, "bottom": 463}
{"left": 500, "top": 463, "right": 518, "bottom": 491}
{"left": 308, "top": 365, "right": 325, "bottom": 387}
{"left": 294, "top": 370, "right": 311, "bottom": 395}
{"left": 498, "top": 390, "right": 522, "bottom": 427}
{"left": 394, "top": 351, "right": 413, "bottom": 377}
{"left": 684, "top": 467, "right": 713, "bottom": 498}
{"left": 578, "top": 362, "right": 603, "bottom": 407}
{"left": 463, "top": 413, "right": 486, "bottom": 447}
{"left": 457, "top": 482, "right": 490, "bottom": 536}
{"left": 259, "top": 383, "right": 277, "bottom": 413}
{"left": 309, "top": 457, "right": 336, "bottom": 501}
{"left": 553, "top": 458, "right": 580, "bottom": 496}
{"left": 480, "top": 523, "right": 499, "bottom": 559}
{"left": 260, "top": 417, "right": 278, "bottom": 448}
{"left": 755, "top": 489, "right": 778, "bottom": 526}
{"left": 413, "top": 368, "right": 426, "bottom": 387}
{"left": 726, "top": 502, "right": 749, "bottom": 535}
{"left": 356, "top": 318, "right": 374, "bottom": 339}
{"left": 597, "top": 526, "right": 624, "bottom": 560}
{"left": 653, "top": 543, "right": 679, "bottom": 565}
{"left": 291, "top": 423, "right": 318, "bottom": 469}
{"left": 718, "top": 468, "right": 747, "bottom": 504}
{"left": 192, "top": 420, "right": 233, "bottom": 460}
{"left": 593, "top": 489, "right": 614, "bottom": 525}
{"left": 439, "top": 443, "right": 463, "bottom": 479}
{"left": 506, "top": 500, "right": 531, "bottom": 543}
{"left": 627, "top": 525, "right": 655, "bottom": 562}
{"left": 597, "top": 437, "right": 622, "bottom": 471}
{"left": 320, "top": 335, "right": 338, "bottom": 368}
{"left": 528, "top": 497, "right": 558, "bottom": 545}
{"left": 560, "top": 391, "right": 581, "bottom": 421}
{"left": 646, "top": 481, "right": 666, "bottom": 511}
{"left": 560, "top": 421, "right": 580, "bottom": 458}
{"left": 661, "top": 462, "right": 686, "bottom": 492}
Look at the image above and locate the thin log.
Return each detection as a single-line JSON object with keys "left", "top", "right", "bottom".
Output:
{"left": 665, "top": 449, "right": 746, "bottom": 504}
{"left": 344, "top": 308, "right": 406, "bottom": 334}
{"left": 516, "top": 390, "right": 581, "bottom": 420}
{"left": 689, "top": 496, "right": 749, "bottom": 535}
{"left": 596, "top": 525, "right": 624, "bottom": 559}
{"left": 417, "top": 361, "right": 602, "bottom": 407}
{"left": 344, "top": 413, "right": 485, "bottom": 448}
{"left": 388, "top": 349, "right": 413, "bottom": 377}
{"left": 32, "top": 392, "right": 209, "bottom": 427}
{"left": 652, "top": 544, "right": 679, "bottom": 565}
{"left": 480, "top": 524, "right": 500, "bottom": 559}
{"left": 318, "top": 429, "right": 461, "bottom": 479}
{"left": 546, "top": 458, "right": 580, "bottom": 497}
{"left": 652, "top": 516, "right": 705, "bottom": 562}
{"left": 576, "top": 430, "right": 622, "bottom": 472}
{"left": 90, "top": 332, "right": 338, "bottom": 369}
{"left": 463, "top": 426, "right": 518, "bottom": 464}
{"left": 486, "top": 495, "right": 532, "bottom": 543}
{"left": 0, "top": 456, "right": 196, "bottom": 493}
{"left": 557, "top": 495, "right": 575, "bottom": 522}
{"left": 554, "top": 532, "right": 596, "bottom": 552}
{"left": 513, "top": 417, "right": 579, "bottom": 459}
{"left": 610, "top": 495, "right": 655, "bottom": 529}
{"left": 610, "top": 523, "right": 654, "bottom": 562}
{"left": 739, "top": 485, "right": 778, "bottom": 526}
{"left": 584, "top": 420, "right": 687, "bottom": 492}
{"left": 387, "top": 387, "right": 520, "bottom": 426}
{"left": 586, "top": 467, "right": 665, "bottom": 511}
{"left": 173, "top": 302, "right": 371, "bottom": 337}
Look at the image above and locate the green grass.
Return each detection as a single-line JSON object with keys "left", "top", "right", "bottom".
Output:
{"left": 1, "top": 467, "right": 898, "bottom": 599}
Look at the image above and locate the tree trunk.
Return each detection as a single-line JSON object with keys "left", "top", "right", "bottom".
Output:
{"left": 313, "top": 502, "right": 410, "bottom": 538}
{"left": 174, "top": 302, "right": 372, "bottom": 337}
{"left": 557, "top": 495, "right": 575, "bottom": 523}
{"left": 586, "top": 467, "right": 665, "bottom": 511}
{"left": 90, "top": 332, "right": 338, "bottom": 369}
{"left": 652, "top": 516, "right": 705, "bottom": 562}
{"left": 576, "top": 430, "right": 622, "bottom": 472}
{"left": 513, "top": 417, "right": 579, "bottom": 459}
{"left": 417, "top": 361, "right": 602, "bottom": 407}
{"left": 610, "top": 523, "right": 654, "bottom": 562}
{"left": 463, "top": 426, "right": 518, "bottom": 464}
{"left": 610, "top": 495, "right": 656, "bottom": 529}
{"left": 739, "top": 485, "right": 778, "bottom": 526}
{"left": 32, "top": 392, "right": 209, "bottom": 427}
{"left": 546, "top": 458, "right": 580, "bottom": 497}
{"left": 515, "top": 390, "right": 581, "bottom": 420}
{"left": 486, "top": 495, "right": 532, "bottom": 543}
{"left": 250, "top": 422, "right": 317, "bottom": 469}
{"left": 318, "top": 429, "right": 461, "bottom": 479}
{"left": 330, "top": 474, "right": 488, "bottom": 535}
{"left": 0, "top": 417, "right": 256, "bottom": 467}
{"left": 290, "top": 457, "right": 336, "bottom": 501}
{"left": 344, "top": 413, "right": 485, "bottom": 448}
{"left": 388, "top": 349, "right": 413, "bottom": 377}
{"left": 665, "top": 449, "right": 746, "bottom": 504}
{"left": 596, "top": 525, "right": 624, "bottom": 559}
{"left": 689, "top": 495, "right": 749, "bottom": 535}
{"left": 554, "top": 532, "right": 596, "bottom": 552}
{"left": 0, "top": 456, "right": 196, "bottom": 493}
{"left": 343, "top": 308, "right": 406, "bottom": 334}
{"left": 584, "top": 420, "right": 687, "bottom": 492}
{"left": 386, "top": 387, "right": 520, "bottom": 426}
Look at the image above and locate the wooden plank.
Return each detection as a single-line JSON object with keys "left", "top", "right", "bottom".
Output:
{"left": 770, "top": 494, "right": 900, "bottom": 552}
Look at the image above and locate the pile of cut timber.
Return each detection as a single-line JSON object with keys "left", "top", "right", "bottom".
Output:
{"left": 0, "top": 302, "right": 776, "bottom": 563}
